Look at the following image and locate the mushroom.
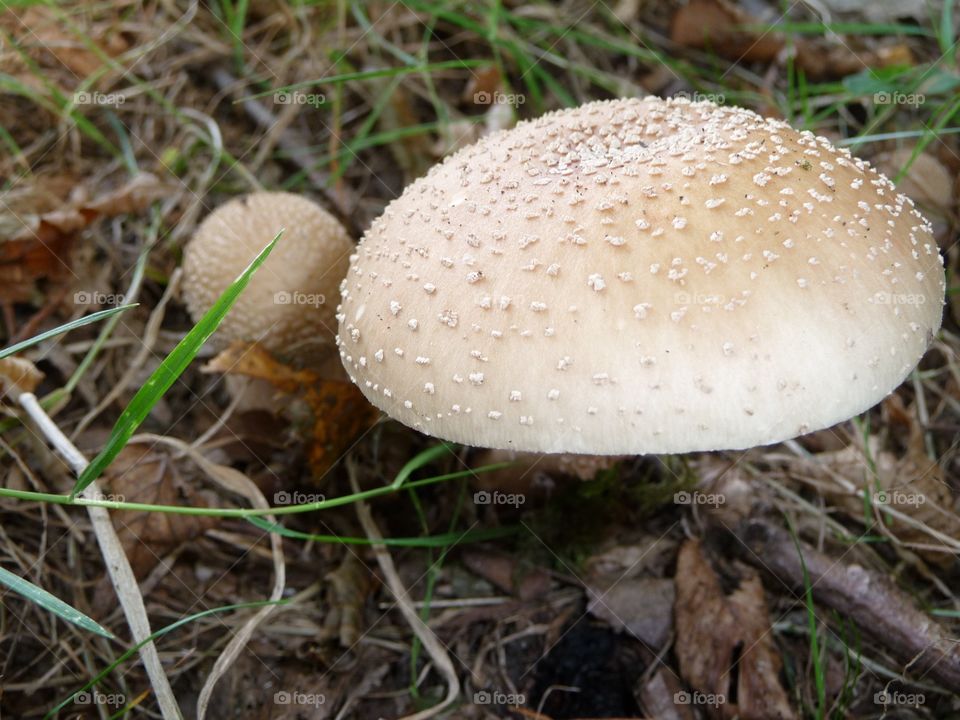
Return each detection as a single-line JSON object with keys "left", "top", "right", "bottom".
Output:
{"left": 336, "top": 97, "right": 944, "bottom": 455}
{"left": 183, "top": 191, "right": 352, "bottom": 367}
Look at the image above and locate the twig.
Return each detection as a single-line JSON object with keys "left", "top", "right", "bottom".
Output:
{"left": 17, "top": 392, "right": 182, "bottom": 720}
{"left": 735, "top": 518, "right": 960, "bottom": 691}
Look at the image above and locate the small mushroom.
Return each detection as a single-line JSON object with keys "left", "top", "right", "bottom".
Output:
{"left": 183, "top": 191, "right": 352, "bottom": 366}
{"left": 337, "top": 97, "right": 944, "bottom": 454}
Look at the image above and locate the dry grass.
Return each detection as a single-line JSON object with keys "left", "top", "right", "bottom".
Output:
{"left": 0, "top": 0, "right": 958, "bottom": 718}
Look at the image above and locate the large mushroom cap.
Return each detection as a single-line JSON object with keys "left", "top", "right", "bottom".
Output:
{"left": 337, "top": 97, "right": 944, "bottom": 454}
{"left": 183, "top": 191, "right": 352, "bottom": 365}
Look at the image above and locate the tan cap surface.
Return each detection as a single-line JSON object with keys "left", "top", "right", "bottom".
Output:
{"left": 337, "top": 97, "right": 944, "bottom": 454}
{"left": 183, "top": 191, "right": 352, "bottom": 365}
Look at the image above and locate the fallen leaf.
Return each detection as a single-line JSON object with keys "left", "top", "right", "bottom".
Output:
{"left": 0, "top": 356, "right": 43, "bottom": 398}
{"left": 325, "top": 553, "right": 374, "bottom": 647}
{"left": 461, "top": 66, "right": 503, "bottom": 106}
{"left": 638, "top": 668, "right": 696, "bottom": 720}
{"left": 461, "top": 549, "right": 552, "bottom": 601}
{"left": 2, "top": 6, "right": 129, "bottom": 79}
{"left": 670, "top": 0, "right": 912, "bottom": 80}
{"left": 586, "top": 576, "right": 674, "bottom": 650}
{"left": 204, "top": 342, "right": 379, "bottom": 479}
{"left": 0, "top": 173, "right": 169, "bottom": 302}
{"left": 99, "top": 444, "right": 215, "bottom": 579}
{"left": 674, "top": 539, "right": 796, "bottom": 720}
{"left": 671, "top": 0, "right": 783, "bottom": 64}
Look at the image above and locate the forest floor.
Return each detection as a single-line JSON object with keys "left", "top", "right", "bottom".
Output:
{"left": 0, "top": 0, "right": 959, "bottom": 718}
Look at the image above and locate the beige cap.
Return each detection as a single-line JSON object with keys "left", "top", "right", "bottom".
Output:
{"left": 183, "top": 192, "right": 352, "bottom": 365}
{"left": 337, "top": 97, "right": 944, "bottom": 454}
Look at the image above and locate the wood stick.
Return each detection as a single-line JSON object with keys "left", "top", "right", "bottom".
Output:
{"left": 734, "top": 518, "right": 960, "bottom": 691}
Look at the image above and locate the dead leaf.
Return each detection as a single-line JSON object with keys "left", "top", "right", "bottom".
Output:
{"left": 99, "top": 444, "right": 215, "bottom": 579}
{"left": 0, "top": 173, "right": 169, "bottom": 302}
{"left": 204, "top": 342, "right": 379, "bottom": 479}
{"left": 670, "top": 0, "right": 912, "bottom": 80}
{"left": 586, "top": 576, "right": 674, "bottom": 650}
{"left": 461, "top": 66, "right": 502, "bottom": 106}
{"left": 583, "top": 535, "right": 677, "bottom": 580}
{"left": 0, "top": 356, "right": 43, "bottom": 398}
{"left": 671, "top": 0, "right": 783, "bottom": 64}
{"left": 639, "top": 668, "right": 696, "bottom": 720}
{"left": 325, "top": 553, "right": 374, "bottom": 647}
{"left": 461, "top": 549, "right": 552, "bottom": 601}
{"left": 674, "top": 539, "right": 796, "bottom": 720}
{"left": 2, "top": 6, "right": 129, "bottom": 79}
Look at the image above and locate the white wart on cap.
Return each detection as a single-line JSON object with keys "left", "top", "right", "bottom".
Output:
{"left": 183, "top": 191, "right": 352, "bottom": 365}
{"left": 337, "top": 97, "right": 944, "bottom": 454}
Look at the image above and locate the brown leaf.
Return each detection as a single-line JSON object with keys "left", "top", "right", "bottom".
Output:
{"left": 674, "top": 539, "right": 795, "bottom": 720}
{"left": 671, "top": 0, "right": 783, "bottom": 64}
{"left": 0, "top": 356, "right": 43, "bottom": 397}
{"left": 461, "top": 549, "right": 552, "bottom": 601}
{"left": 0, "top": 173, "right": 169, "bottom": 302}
{"left": 99, "top": 444, "right": 215, "bottom": 579}
{"left": 587, "top": 576, "right": 674, "bottom": 649}
{"left": 670, "top": 0, "right": 910, "bottom": 80}
{"left": 638, "top": 668, "right": 696, "bottom": 720}
{"left": 204, "top": 342, "right": 379, "bottom": 478}
{"left": 325, "top": 553, "right": 374, "bottom": 647}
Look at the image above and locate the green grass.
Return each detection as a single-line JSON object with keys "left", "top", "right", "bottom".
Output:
{"left": 0, "top": 306, "right": 137, "bottom": 362}
{"left": 3, "top": 1, "right": 957, "bottom": 716}
{"left": 0, "top": 565, "right": 114, "bottom": 639}
{"left": 787, "top": 516, "right": 827, "bottom": 720}
{"left": 71, "top": 232, "right": 281, "bottom": 496}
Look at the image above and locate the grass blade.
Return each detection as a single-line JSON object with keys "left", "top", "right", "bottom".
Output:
{"left": 0, "top": 305, "right": 137, "bottom": 361}
{"left": 71, "top": 232, "right": 281, "bottom": 496}
{"left": 0, "top": 565, "right": 114, "bottom": 638}
{"left": 391, "top": 442, "right": 457, "bottom": 489}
